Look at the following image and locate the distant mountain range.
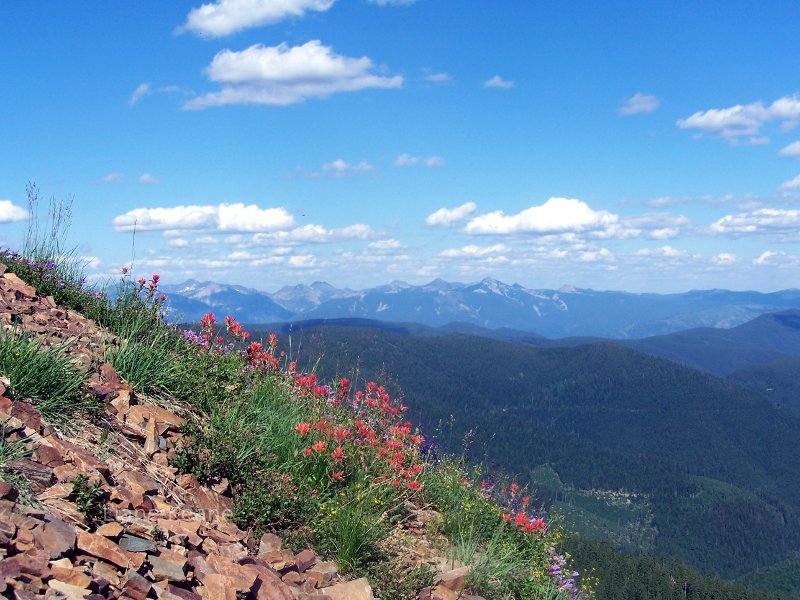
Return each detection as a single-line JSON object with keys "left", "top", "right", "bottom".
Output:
{"left": 162, "top": 278, "right": 800, "bottom": 339}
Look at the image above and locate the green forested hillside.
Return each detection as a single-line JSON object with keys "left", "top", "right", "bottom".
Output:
{"left": 729, "top": 357, "right": 800, "bottom": 412}
{"left": 267, "top": 324, "right": 800, "bottom": 586}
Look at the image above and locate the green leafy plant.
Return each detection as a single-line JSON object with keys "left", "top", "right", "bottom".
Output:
{"left": 70, "top": 474, "right": 106, "bottom": 523}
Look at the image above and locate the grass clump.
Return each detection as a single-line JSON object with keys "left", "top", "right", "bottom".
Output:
{"left": 0, "top": 329, "right": 91, "bottom": 420}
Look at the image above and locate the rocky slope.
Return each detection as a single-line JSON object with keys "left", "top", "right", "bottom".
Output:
{"left": 0, "top": 266, "right": 473, "bottom": 600}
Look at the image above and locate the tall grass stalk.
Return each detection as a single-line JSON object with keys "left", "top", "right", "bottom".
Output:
{"left": 0, "top": 329, "right": 91, "bottom": 419}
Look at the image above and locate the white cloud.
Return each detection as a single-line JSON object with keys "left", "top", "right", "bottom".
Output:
{"left": 710, "top": 207, "right": 800, "bottom": 236}
{"left": 779, "top": 141, "right": 800, "bottom": 158}
{"left": 128, "top": 83, "right": 151, "bottom": 106}
{"left": 440, "top": 244, "right": 509, "bottom": 258}
{"left": 619, "top": 92, "right": 660, "bottom": 116}
{"left": 753, "top": 250, "right": 783, "bottom": 266}
{"left": 184, "top": 41, "right": 402, "bottom": 109}
{"left": 101, "top": 172, "right": 125, "bottom": 184}
{"left": 167, "top": 238, "right": 189, "bottom": 248}
{"left": 635, "top": 245, "right": 687, "bottom": 258}
{"left": 368, "top": 238, "right": 403, "bottom": 250}
{"left": 649, "top": 228, "right": 678, "bottom": 240}
{"left": 138, "top": 173, "right": 160, "bottom": 185}
{"left": 677, "top": 93, "right": 800, "bottom": 142}
{"left": 113, "top": 203, "right": 296, "bottom": 233}
{"left": 179, "top": 0, "right": 333, "bottom": 37}
{"left": 424, "top": 72, "right": 450, "bottom": 83}
{"left": 247, "top": 223, "right": 373, "bottom": 244}
{"left": 578, "top": 248, "right": 613, "bottom": 262}
{"left": 778, "top": 174, "right": 800, "bottom": 191}
{"left": 394, "top": 153, "right": 444, "bottom": 167}
{"left": 483, "top": 75, "right": 514, "bottom": 90}
{"left": 711, "top": 252, "right": 737, "bottom": 265}
{"left": 0, "top": 200, "right": 29, "bottom": 223}
{"left": 323, "top": 159, "right": 374, "bottom": 175}
{"left": 425, "top": 202, "right": 477, "bottom": 227}
{"left": 465, "top": 198, "right": 619, "bottom": 236}
{"left": 288, "top": 254, "right": 317, "bottom": 267}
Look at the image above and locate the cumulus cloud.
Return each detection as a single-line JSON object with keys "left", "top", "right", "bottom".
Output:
{"left": 578, "top": 248, "right": 613, "bottom": 262}
{"left": 0, "top": 200, "right": 29, "bottom": 223}
{"left": 113, "top": 203, "right": 296, "bottom": 233}
{"left": 464, "top": 198, "right": 619, "bottom": 236}
{"left": 179, "top": 0, "right": 333, "bottom": 37}
{"left": 619, "top": 92, "right": 660, "bottom": 116}
{"left": 184, "top": 41, "right": 402, "bottom": 109}
{"left": 138, "top": 173, "right": 160, "bottom": 184}
{"left": 394, "top": 153, "right": 444, "bottom": 167}
{"left": 167, "top": 238, "right": 189, "bottom": 248}
{"left": 778, "top": 174, "right": 800, "bottom": 191}
{"left": 779, "top": 141, "right": 800, "bottom": 158}
{"left": 425, "top": 202, "right": 477, "bottom": 227}
{"left": 440, "top": 244, "right": 509, "bottom": 258}
{"left": 677, "top": 93, "right": 800, "bottom": 143}
{"left": 483, "top": 75, "right": 514, "bottom": 90}
{"left": 710, "top": 207, "right": 800, "bottom": 236}
{"left": 711, "top": 252, "right": 737, "bottom": 265}
{"left": 128, "top": 83, "right": 151, "bottom": 106}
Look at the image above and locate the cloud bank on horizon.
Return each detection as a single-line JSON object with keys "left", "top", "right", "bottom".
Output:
{"left": 1, "top": 1, "right": 799, "bottom": 293}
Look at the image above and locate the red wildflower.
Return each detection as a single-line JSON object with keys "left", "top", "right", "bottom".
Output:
{"left": 312, "top": 440, "right": 327, "bottom": 453}
{"left": 268, "top": 333, "right": 278, "bottom": 349}
{"left": 334, "top": 428, "right": 350, "bottom": 443}
{"left": 524, "top": 518, "right": 546, "bottom": 534}
{"left": 303, "top": 447, "right": 312, "bottom": 458}
{"left": 332, "top": 470, "right": 344, "bottom": 482}
{"left": 151, "top": 274, "right": 160, "bottom": 283}
{"left": 295, "top": 422, "right": 311, "bottom": 436}
{"left": 408, "top": 480, "right": 421, "bottom": 491}
{"left": 138, "top": 277, "right": 146, "bottom": 286}
{"left": 331, "top": 446, "right": 346, "bottom": 462}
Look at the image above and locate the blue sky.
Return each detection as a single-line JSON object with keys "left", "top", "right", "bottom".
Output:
{"left": 2, "top": 1, "right": 800, "bottom": 293}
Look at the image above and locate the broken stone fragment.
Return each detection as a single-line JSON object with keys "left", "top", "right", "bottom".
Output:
{"left": 76, "top": 530, "right": 145, "bottom": 569}
{"left": 321, "top": 577, "right": 374, "bottom": 600}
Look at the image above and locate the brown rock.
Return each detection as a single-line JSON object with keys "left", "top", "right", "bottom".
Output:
{"left": 321, "top": 578, "right": 374, "bottom": 600}
{"left": 217, "top": 542, "right": 248, "bottom": 561}
{"left": 148, "top": 549, "right": 188, "bottom": 581}
{"left": 204, "top": 555, "right": 259, "bottom": 592}
{"left": 76, "top": 530, "right": 145, "bottom": 569}
{"left": 431, "top": 585, "right": 458, "bottom": 600}
{"left": 47, "top": 579, "right": 92, "bottom": 598}
{"left": 122, "top": 570, "right": 152, "bottom": 597}
{"left": 95, "top": 521, "right": 124, "bottom": 538}
{"left": 181, "top": 474, "right": 233, "bottom": 523}
{"left": 0, "top": 480, "right": 19, "bottom": 501}
{"left": 3, "top": 272, "right": 38, "bottom": 297}
{"left": 262, "top": 549, "right": 295, "bottom": 571}
{"left": 258, "top": 533, "right": 282, "bottom": 555}
{"left": 163, "top": 584, "right": 203, "bottom": 600}
{"left": 10, "top": 401, "right": 42, "bottom": 432}
{"left": 117, "top": 469, "right": 159, "bottom": 495}
{"left": 437, "top": 565, "right": 471, "bottom": 592}
{"left": 32, "top": 515, "right": 76, "bottom": 559}
{"left": 201, "top": 574, "right": 237, "bottom": 600}
{"left": 294, "top": 549, "right": 316, "bottom": 573}
{"left": 34, "top": 444, "right": 65, "bottom": 467}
